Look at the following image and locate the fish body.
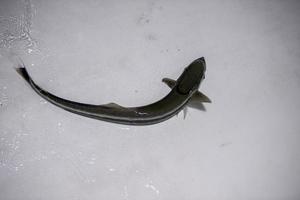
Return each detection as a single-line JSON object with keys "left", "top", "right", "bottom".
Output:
{"left": 16, "top": 57, "right": 210, "bottom": 125}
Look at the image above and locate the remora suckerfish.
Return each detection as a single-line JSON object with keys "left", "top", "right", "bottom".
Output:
{"left": 16, "top": 57, "right": 211, "bottom": 125}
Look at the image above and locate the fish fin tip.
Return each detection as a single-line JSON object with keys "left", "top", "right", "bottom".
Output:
{"left": 187, "top": 102, "right": 206, "bottom": 111}
{"left": 15, "top": 65, "right": 30, "bottom": 83}
{"left": 192, "top": 91, "right": 211, "bottom": 103}
{"left": 162, "top": 78, "right": 176, "bottom": 89}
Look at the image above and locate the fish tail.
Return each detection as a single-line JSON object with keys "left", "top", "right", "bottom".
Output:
{"left": 15, "top": 65, "right": 31, "bottom": 83}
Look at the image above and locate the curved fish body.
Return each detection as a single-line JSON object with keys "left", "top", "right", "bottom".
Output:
{"left": 16, "top": 57, "right": 210, "bottom": 125}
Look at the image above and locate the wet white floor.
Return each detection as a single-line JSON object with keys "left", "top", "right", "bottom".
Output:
{"left": 1, "top": 0, "right": 300, "bottom": 199}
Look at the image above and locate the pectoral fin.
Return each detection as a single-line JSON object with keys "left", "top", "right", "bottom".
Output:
{"left": 183, "top": 107, "right": 188, "bottom": 119}
{"left": 187, "top": 101, "right": 206, "bottom": 111}
{"left": 191, "top": 91, "right": 211, "bottom": 103}
{"left": 187, "top": 91, "right": 211, "bottom": 111}
{"left": 162, "top": 78, "right": 176, "bottom": 89}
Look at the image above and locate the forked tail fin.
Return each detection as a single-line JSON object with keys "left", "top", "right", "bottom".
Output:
{"left": 15, "top": 57, "right": 31, "bottom": 83}
{"left": 15, "top": 66, "right": 31, "bottom": 83}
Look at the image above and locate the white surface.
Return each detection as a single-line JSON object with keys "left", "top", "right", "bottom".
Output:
{"left": 1, "top": 0, "right": 300, "bottom": 199}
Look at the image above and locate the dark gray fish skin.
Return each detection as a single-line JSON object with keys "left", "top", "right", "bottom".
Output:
{"left": 16, "top": 57, "right": 209, "bottom": 125}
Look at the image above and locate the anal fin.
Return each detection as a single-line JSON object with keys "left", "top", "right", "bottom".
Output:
{"left": 102, "top": 102, "right": 124, "bottom": 109}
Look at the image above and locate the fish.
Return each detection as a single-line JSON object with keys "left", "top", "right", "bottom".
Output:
{"left": 16, "top": 57, "right": 211, "bottom": 125}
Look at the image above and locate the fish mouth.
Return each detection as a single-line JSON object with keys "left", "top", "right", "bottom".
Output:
{"left": 198, "top": 57, "right": 205, "bottom": 63}
{"left": 191, "top": 57, "right": 206, "bottom": 73}
{"left": 194, "top": 57, "right": 205, "bottom": 64}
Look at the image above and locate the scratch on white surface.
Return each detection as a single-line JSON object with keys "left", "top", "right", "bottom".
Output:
{"left": 0, "top": 130, "right": 29, "bottom": 171}
{"left": 145, "top": 181, "right": 160, "bottom": 195}
{"left": 39, "top": 98, "right": 47, "bottom": 104}
{"left": 34, "top": 154, "right": 48, "bottom": 161}
{"left": 87, "top": 154, "right": 97, "bottom": 165}
{"left": 57, "top": 122, "right": 64, "bottom": 133}
{"left": 0, "top": 91, "right": 8, "bottom": 107}
{"left": 219, "top": 142, "right": 232, "bottom": 148}
{"left": 14, "top": 163, "right": 24, "bottom": 172}
{"left": 0, "top": 0, "right": 37, "bottom": 50}
{"left": 118, "top": 126, "right": 130, "bottom": 130}
{"left": 123, "top": 185, "right": 129, "bottom": 200}
{"left": 85, "top": 178, "right": 96, "bottom": 184}
{"left": 58, "top": 151, "right": 93, "bottom": 184}
{"left": 108, "top": 168, "right": 116, "bottom": 172}
{"left": 87, "top": 160, "right": 95, "bottom": 165}
{"left": 49, "top": 150, "right": 57, "bottom": 155}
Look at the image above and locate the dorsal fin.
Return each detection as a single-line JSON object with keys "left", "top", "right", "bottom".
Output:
{"left": 162, "top": 78, "right": 176, "bottom": 89}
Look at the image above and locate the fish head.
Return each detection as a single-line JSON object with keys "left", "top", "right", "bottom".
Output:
{"left": 176, "top": 57, "right": 206, "bottom": 95}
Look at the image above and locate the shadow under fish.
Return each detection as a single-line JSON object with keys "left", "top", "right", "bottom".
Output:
{"left": 16, "top": 57, "right": 211, "bottom": 125}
